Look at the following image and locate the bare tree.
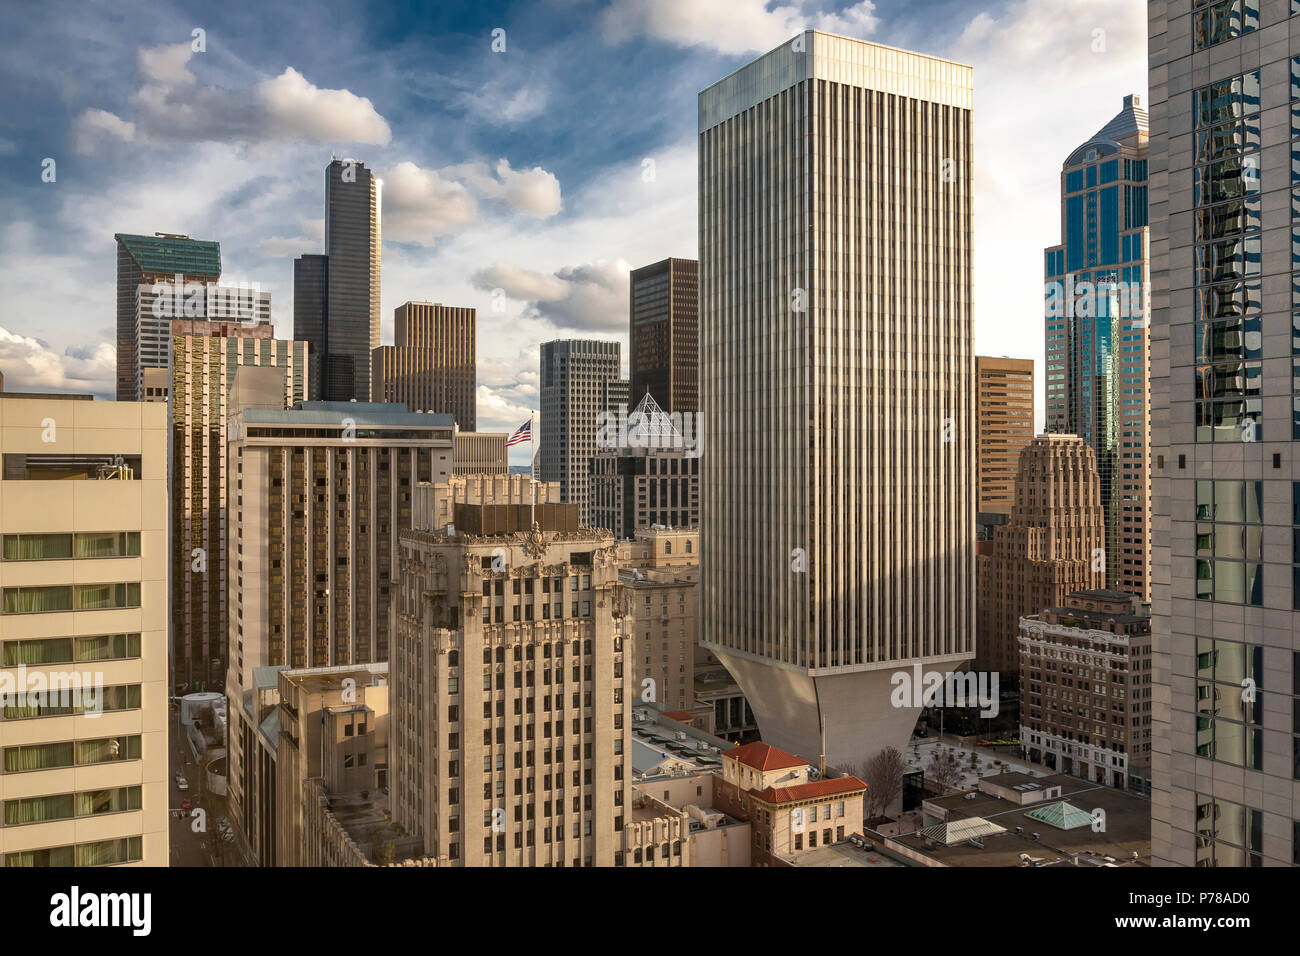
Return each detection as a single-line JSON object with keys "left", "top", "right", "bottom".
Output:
{"left": 927, "top": 749, "right": 963, "bottom": 791}
{"left": 861, "top": 746, "right": 907, "bottom": 820}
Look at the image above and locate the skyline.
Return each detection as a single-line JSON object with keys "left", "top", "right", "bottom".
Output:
{"left": 0, "top": 0, "right": 1145, "bottom": 449}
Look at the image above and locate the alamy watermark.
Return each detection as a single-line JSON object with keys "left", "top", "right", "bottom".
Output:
{"left": 595, "top": 406, "right": 703, "bottom": 458}
{"left": 890, "top": 664, "right": 1000, "bottom": 719}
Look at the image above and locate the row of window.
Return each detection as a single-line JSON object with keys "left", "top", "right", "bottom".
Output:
{"left": 1, "top": 532, "right": 140, "bottom": 562}
{"left": 3, "top": 735, "right": 142, "bottom": 773}
{"left": 1, "top": 685, "right": 141, "bottom": 721}
{"left": 0, "top": 583, "right": 141, "bottom": 615}
{"left": 2, "top": 633, "right": 141, "bottom": 667}
{"left": 2, "top": 786, "right": 141, "bottom": 828}
{"left": 5, "top": 836, "right": 142, "bottom": 867}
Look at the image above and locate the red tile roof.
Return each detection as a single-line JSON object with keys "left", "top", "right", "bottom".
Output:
{"left": 663, "top": 710, "right": 693, "bottom": 722}
{"left": 723, "top": 742, "right": 807, "bottom": 772}
{"left": 749, "top": 776, "right": 868, "bottom": 805}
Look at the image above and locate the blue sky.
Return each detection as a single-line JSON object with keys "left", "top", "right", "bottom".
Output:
{"left": 0, "top": 0, "right": 1146, "bottom": 459}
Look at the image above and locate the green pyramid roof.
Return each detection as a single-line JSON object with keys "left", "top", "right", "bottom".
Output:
{"left": 1024, "top": 800, "right": 1094, "bottom": 830}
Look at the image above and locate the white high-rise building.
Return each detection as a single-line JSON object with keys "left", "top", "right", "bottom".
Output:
{"left": 699, "top": 31, "right": 976, "bottom": 767}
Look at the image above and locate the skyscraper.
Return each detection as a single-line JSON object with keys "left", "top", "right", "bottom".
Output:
{"left": 538, "top": 339, "right": 624, "bottom": 524}
{"left": 629, "top": 258, "right": 698, "bottom": 414}
{"left": 1149, "top": 1, "right": 1296, "bottom": 867}
{"left": 293, "top": 254, "right": 328, "bottom": 401}
{"left": 115, "top": 232, "right": 221, "bottom": 402}
{"left": 371, "top": 301, "right": 477, "bottom": 429}
{"left": 293, "top": 160, "right": 381, "bottom": 403}
{"left": 698, "top": 32, "right": 975, "bottom": 767}
{"left": 169, "top": 321, "right": 307, "bottom": 693}
{"left": 975, "top": 356, "right": 1035, "bottom": 540}
{"left": 976, "top": 434, "right": 1106, "bottom": 679}
{"left": 1043, "top": 96, "right": 1152, "bottom": 601}
{"left": 390, "top": 488, "right": 632, "bottom": 866}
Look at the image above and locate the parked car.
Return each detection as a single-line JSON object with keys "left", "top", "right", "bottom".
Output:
{"left": 181, "top": 799, "right": 192, "bottom": 812}
{"left": 175, "top": 774, "right": 189, "bottom": 791}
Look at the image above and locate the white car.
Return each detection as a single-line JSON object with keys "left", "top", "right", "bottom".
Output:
{"left": 175, "top": 774, "right": 189, "bottom": 791}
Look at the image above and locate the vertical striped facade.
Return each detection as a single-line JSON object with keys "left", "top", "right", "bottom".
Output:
{"left": 698, "top": 32, "right": 975, "bottom": 766}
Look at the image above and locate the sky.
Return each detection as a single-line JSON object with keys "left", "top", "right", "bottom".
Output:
{"left": 0, "top": 0, "right": 1146, "bottom": 463}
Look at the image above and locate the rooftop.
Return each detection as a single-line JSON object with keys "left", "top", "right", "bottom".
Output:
{"left": 238, "top": 401, "right": 454, "bottom": 429}
{"left": 750, "top": 776, "right": 868, "bottom": 805}
{"left": 116, "top": 232, "right": 221, "bottom": 277}
{"left": 724, "top": 741, "right": 807, "bottom": 773}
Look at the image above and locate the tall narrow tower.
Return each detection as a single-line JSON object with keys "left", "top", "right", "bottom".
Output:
{"left": 1042, "top": 96, "right": 1151, "bottom": 601}
{"left": 324, "top": 158, "right": 381, "bottom": 402}
{"left": 699, "top": 31, "right": 975, "bottom": 767}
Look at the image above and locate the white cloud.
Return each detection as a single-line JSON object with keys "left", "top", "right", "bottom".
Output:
{"left": 470, "top": 260, "right": 629, "bottom": 333}
{"left": 600, "top": 0, "right": 878, "bottom": 55}
{"left": 0, "top": 326, "right": 114, "bottom": 395}
{"left": 382, "top": 160, "right": 479, "bottom": 243}
{"left": 381, "top": 158, "right": 562, "bottom": 245}
{"left": 72, "top": 43, "right": 391, "bottom": 155}
{"left": 72, "top": 108, "right": 135, "bottom": 153}
{"left": 256, "top": 67, "right": 392, "bottom": 145}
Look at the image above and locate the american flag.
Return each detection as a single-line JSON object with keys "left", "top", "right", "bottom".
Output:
{"left": 505, "top": 418, "right": 532, "bottom": 447}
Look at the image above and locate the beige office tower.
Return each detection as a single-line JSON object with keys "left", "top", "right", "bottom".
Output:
{"left": 976, "top": 435, "right": 1106, "bottom": 678}
{"left": 1150, "top": 1, "right": 1300, "bottom": 867}
{"left": 371, "top": 302, "right": 477, "bottom": 429}
{"left": 698, "top": 31, "right": 975, "bottom": 767}
{"left": 224, "top": 399, "right": 453, "bottom": 865}
{"left": 170, "top": 322, "right": 308, "bottom": 694}
{"left": 975, "top": 356, "right": 1035, "bottom": 536}
{"left": 0, "top": 394, "right": 168, "bottom": 867}
{"left": 620, "top": 528, "right": 699, "bottom": 712}
{"left": 390, "top": 494, "right": 633, "bottom": 866}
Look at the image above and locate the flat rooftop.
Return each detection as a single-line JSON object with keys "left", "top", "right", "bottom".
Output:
{"left": 892, "top": 776, "right": 1150, "bottom": 867}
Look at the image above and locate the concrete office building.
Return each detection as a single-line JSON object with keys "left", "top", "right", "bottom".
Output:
{"left": 115, "top": 232, "right": 221, "bottom": 402}
{"left": 975, "top": 356, "right": 1035, "bottom": 541}
{"left": 170, "top": 323, "right": 307, "bottom": 693}
{"left": 390, "top": 491, "right": 633, "bottom": 866}
{"left": 698, "top": 32, "right": 975, "bottom": 767}
{"left": 412, "top": 473, "right": 562, "bottom": 534}
{"left": 629, "top": 258, "right": 699, "bottom": 415}
{"left": 538, "top": 340, "right": 627, "bottom": 525}
{"left": 620, "top": 528, "right": 699, "bottom": 713}
{"left": 1018, "top": 589, "right": 1153, "bottom": 792}
{"left": 1043, "top": 96, "right": 1152, "bottom": 601}
{"left": 0, "top": 392, "right": 168, "bottom": 867}
{"left": 1149, "top": 0, "right": 1300, "bottom": 867}
{"left": 976, "top": 434, "right": 1106, "bottom": 679}
{"left": 224, "top": 396, "right": 452, "bottom": 864}
{"left": 294, "top": 160, "right": 381, "bottom": 403}
{"left": 372, "top": 302, "right": 477, "bottom": 429}
{"left": 590, "top": 393, "right": 700, "bottom": 538}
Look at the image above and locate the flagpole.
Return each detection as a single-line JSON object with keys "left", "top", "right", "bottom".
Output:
{"left": 529, "top": 409, "right": 536, "bottom": 529}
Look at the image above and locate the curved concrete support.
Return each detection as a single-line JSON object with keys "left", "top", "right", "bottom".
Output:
{"left": 713, "top": 652, "right": 968, "bottom": 768}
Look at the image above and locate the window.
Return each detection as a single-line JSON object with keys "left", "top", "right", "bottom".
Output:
{"left": 1196, "top": 794, "right": 1263, "bottom": 866}
{"left": 1195, "top": 480, "right": 1263, "bottom": 604}
{"left": 1192, "top": 0, "right": 1258, "bottom": 52}
{"left": 1195, "top": 638, "right": 1264, "bottom": 770}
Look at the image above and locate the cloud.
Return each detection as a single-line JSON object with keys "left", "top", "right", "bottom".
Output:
{"left": 600, "top": 0, "right": 879, "bottom": 55}
{"left": 72, "top": 43, "right": 391, "bottom": 154}
{"left": 72, "top": 108, "right": 135, "bottom": 153}
{"left": 0, "top": 326, "right": 114, "bottom": 395}
{"left": 471, "top": 260, "right": 629, "bottom": 333}
{"left": 382, "top": 159, "right": 562, "bottom": 245}
{"left": 460, "top": 159, "right": 563, "bottom": 218}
